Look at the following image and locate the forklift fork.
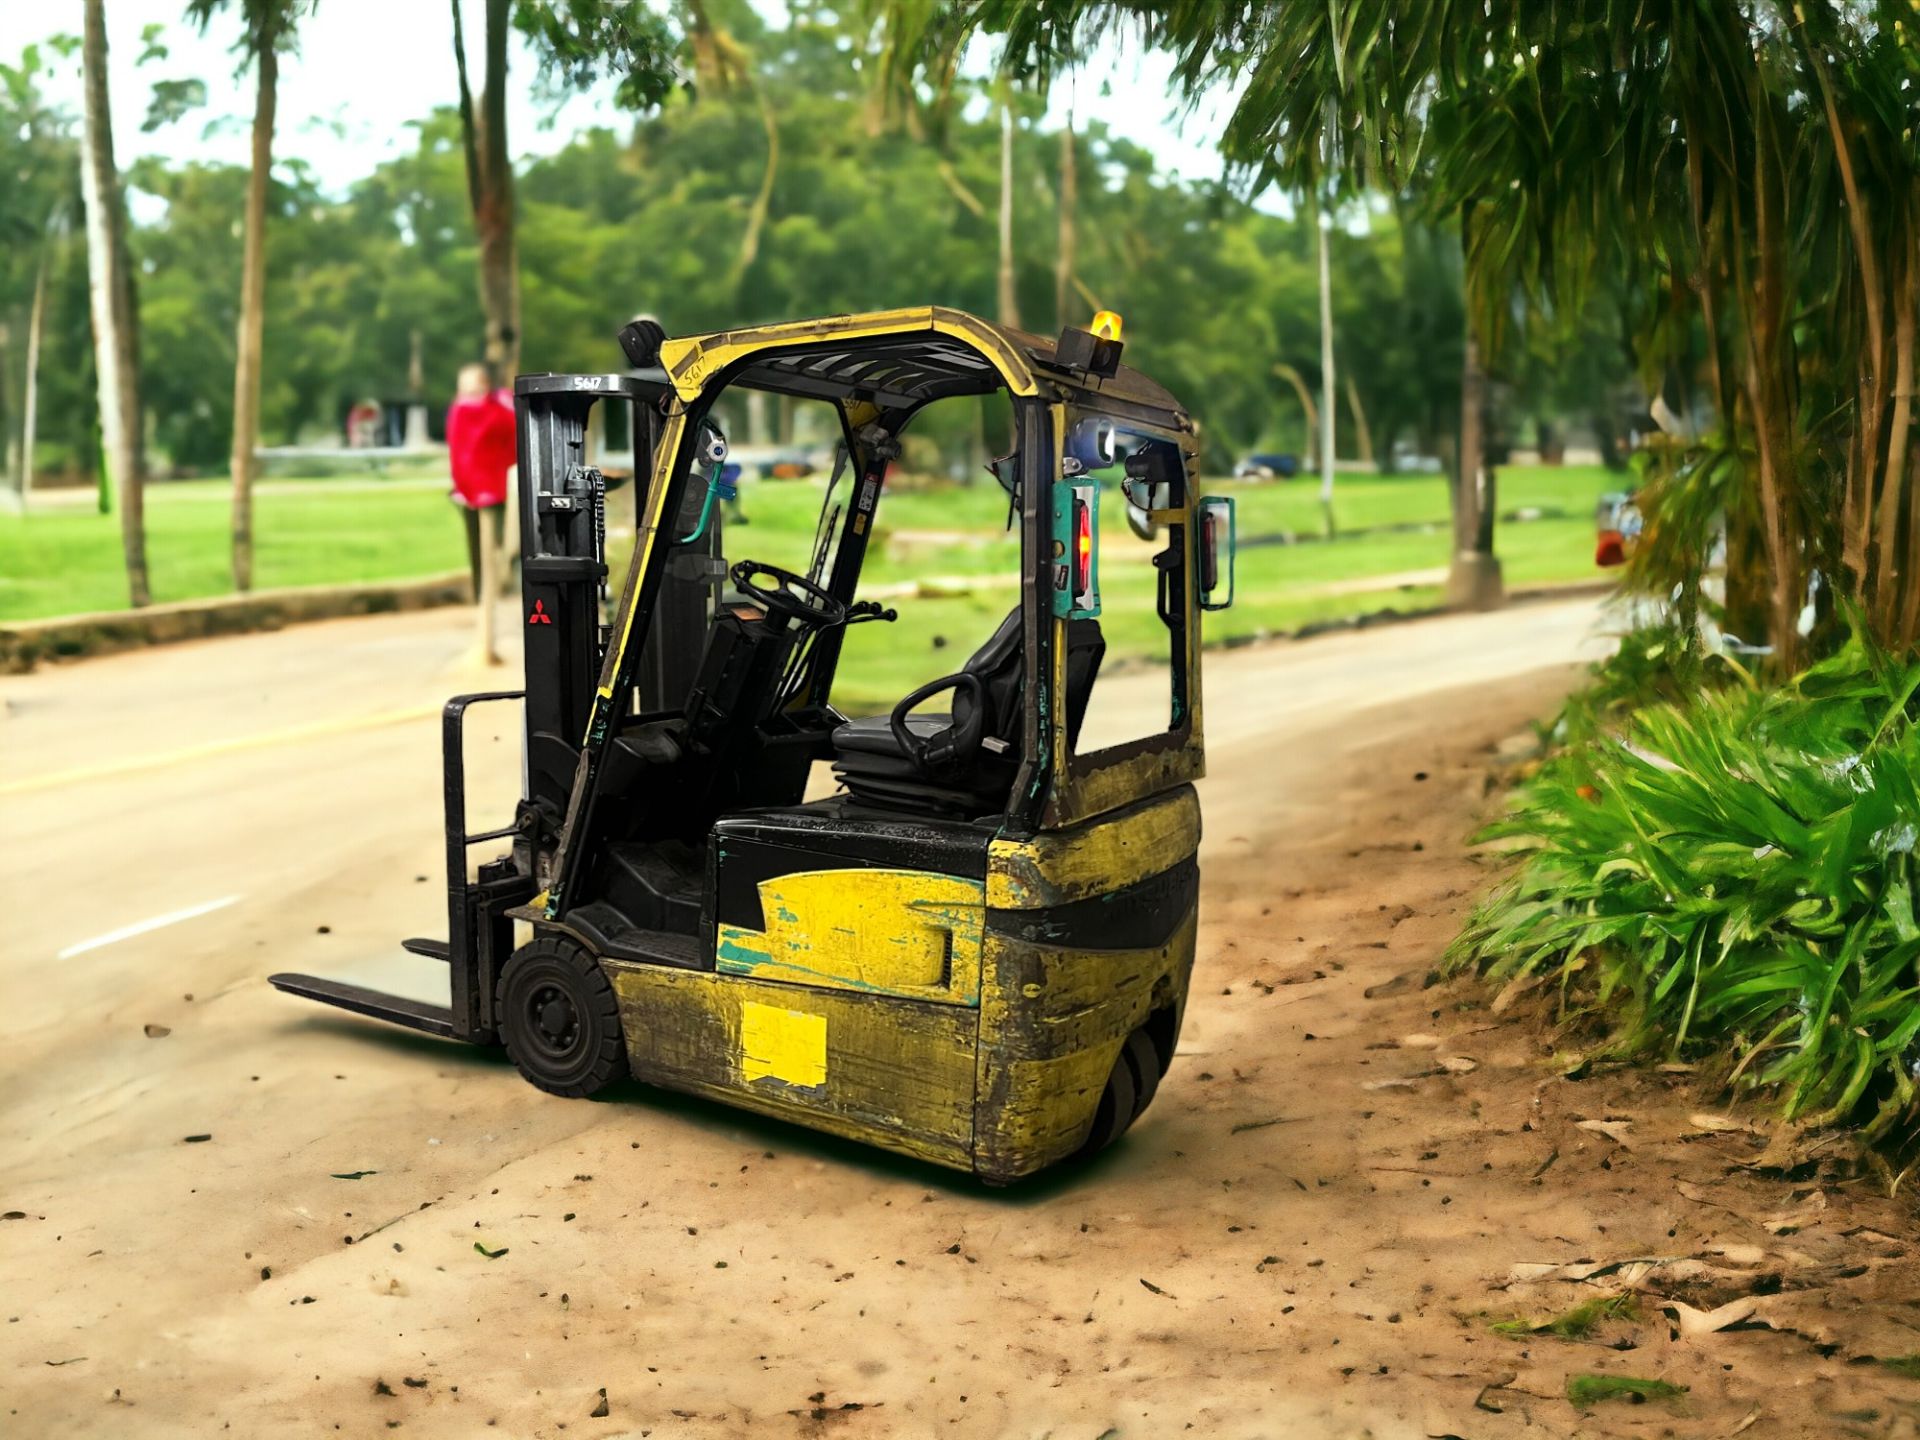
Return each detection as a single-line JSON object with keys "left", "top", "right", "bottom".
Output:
{"left": 269, "top": 690, "right": 535, "bottom": 1045}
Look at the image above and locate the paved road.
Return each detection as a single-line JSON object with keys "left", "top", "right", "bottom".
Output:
{"left": 0, "top": 595, "right": 1614, "bottom": 1436}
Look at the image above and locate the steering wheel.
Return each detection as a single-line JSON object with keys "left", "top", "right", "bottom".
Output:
{"left": 890, "top": 673, "right": 985, "bottom": 778}
{"left": 729, "top": 558, "right": 849, "bottom": 629}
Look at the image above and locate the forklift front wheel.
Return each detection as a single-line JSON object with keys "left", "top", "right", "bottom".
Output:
{"left": 497, "top": 937, "right": 629, "bottom": 1098}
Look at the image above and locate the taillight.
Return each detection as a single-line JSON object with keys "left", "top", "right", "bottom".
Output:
{"left": 1074, "top": 495, "right": 1093, "bottom": 597}
{"left": 1052, "top": 480, "right": 1101, "bottom": 618}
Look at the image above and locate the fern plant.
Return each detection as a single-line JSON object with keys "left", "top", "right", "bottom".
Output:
{"left": 1454, "top": 628, "right": 1920, "bottom": 1138}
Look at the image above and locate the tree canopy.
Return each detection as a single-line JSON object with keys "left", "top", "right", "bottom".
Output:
{"left": 0, "top": 4, "right": 1638, "bottom": 492}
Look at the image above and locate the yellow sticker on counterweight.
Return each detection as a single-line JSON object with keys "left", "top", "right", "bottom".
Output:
{"left": 740, "top": 1001, "right": 828, "bottom": 1089}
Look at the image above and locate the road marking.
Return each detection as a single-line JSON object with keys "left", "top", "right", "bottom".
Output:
{"left": 58, "top": 894, "right": 242, "bottom": 960}
{"left": 0, "top": 703, "right": 442, "bottom": 798}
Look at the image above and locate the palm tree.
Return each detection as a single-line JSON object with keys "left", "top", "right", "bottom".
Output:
{"left": 79, "top": 0, "right": 149, "bottom": 607}
{"left": 1054, "top": 116, "right": 1076, "bottom": 327}
{"left": 190, "top": 0, "right": 308, "bottom": 593}
{"left": 451, "top": 0, "right": 518, "bottom": 381}
{"left": 1316, "top": 204, "right": 1337, "bottom": 540}
{"left": 935, "top": 1, "right": 1920, "bottom": 659}
{"left": 995, "top": 76, "right": 1020, "bottom": 331}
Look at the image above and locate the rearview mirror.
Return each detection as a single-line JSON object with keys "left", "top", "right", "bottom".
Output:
{"left": 1196, "top": 495, "right": 1235, "bottom": 610}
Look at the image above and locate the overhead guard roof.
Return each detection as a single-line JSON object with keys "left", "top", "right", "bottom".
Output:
{"left": 655, "top": 305, "right": 1188, "bottom": 424}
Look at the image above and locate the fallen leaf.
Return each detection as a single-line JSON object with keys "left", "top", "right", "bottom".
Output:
{"left": 1473, "top": 1373, "right": 1518, "bottom": 1413}
{"left": 330, "top": 1171, "right": 377, "bottom": 1181}
{"left": 1362, "top": 1077, "right": 1420, "bottom": 1091}
{"left": 1441, "top": 1055, "right": 1478, "bottom": 1074}
{"left": 1576, "top": 1119, "right": 1634, "bottom": 1148}
{"left": 1491, "top": 973, "right": 1542, "bottom": 1014}
{"left": 1400, "top": 1033, "right": 1442, "bottom": 1050}
{"left": 1688, "top": 1113, "right": 1751, "bottom": 1134}
{"left": 1665, "top": 1296, "right": 1765, "bottom": 1338}
{"left": 1364, "top": 972, "right": 1417, "bottom": 999}
{"left": 1138, "top": 1278, "right": 1171, "bottom": 1297}
{"left": 474, "top": 1242, "right": 508, "bottom": 1259}
{"left": 143, "top": 1024, "right": 171, "bottom": 1039}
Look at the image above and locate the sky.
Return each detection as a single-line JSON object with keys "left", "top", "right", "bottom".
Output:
{"left": 1, "top": 0, "right": 1253, "bottom": 205}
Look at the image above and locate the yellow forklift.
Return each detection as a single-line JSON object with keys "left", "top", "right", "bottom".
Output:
{"left": 272, "top": 307, "right": 1236, "bottom": 1182}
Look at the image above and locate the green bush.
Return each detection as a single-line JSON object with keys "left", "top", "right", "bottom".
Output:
{"left": 1452, "top": 627, "right": 1920, "bottom": 1139}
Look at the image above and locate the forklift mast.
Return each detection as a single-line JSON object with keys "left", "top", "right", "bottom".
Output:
{"left": 511, "top": 374, "right": 721, "bottom": 833}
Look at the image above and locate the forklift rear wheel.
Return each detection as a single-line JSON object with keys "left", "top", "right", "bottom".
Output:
{"left": 1122, "top": 1029, "right": 1163, "bottom": 1122}
{"left": 1076, "top": 1039, "right": 1140, "bottom": 1159}
{"left": 498, "top": 937, "right": 629, "bottom": 1098}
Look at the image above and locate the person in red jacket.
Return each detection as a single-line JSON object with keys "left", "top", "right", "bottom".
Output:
{"left": 446, "top": 363, "right": 517, "bottom": 596}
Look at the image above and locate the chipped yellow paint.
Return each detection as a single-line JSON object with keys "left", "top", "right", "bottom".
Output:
{"left": 715, "top": 869, "right": 984, "bottom": 1004}
{"left": 604, "top": 961, "right": 979, "bottom": 1170}
{"left": 988, "top": 786, "right": 1201, "bottom": 909}
{"left": 657, "top": 307, "right": 1039, "bottom": 401}
{"left": 973, "top": 906, "right": 1199, "bottom": 1181}
{"left": 739, "top": 1000, "right": 828, "bottom": 1088}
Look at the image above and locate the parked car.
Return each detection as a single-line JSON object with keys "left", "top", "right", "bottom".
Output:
{"left": 1234, "top": 452, "right": 1300, "bottom": 480}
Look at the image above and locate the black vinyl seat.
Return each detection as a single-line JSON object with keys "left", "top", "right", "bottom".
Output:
{"left": 832, "top": 607, "right": 1105, "bottom": 816}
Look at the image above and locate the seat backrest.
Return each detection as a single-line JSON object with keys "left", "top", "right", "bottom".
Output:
{"left": 953, "top": 607, "right": 1105, "bottom": 752}
{"left": 1063, "top": 619, "right": 1106, "bottom": 748}
{"left": 954, "top": 607, "right": 1026, "bottom": 742}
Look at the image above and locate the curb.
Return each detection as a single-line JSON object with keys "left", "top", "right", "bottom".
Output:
{"left": 0, "top": 572, "right": 472, "bottom": 674}
{"left": 1203, "top": 578, "right": 1616, "bottom": 654}
{"left": 0, "top": 572, "right": 1615, "bottom": 677}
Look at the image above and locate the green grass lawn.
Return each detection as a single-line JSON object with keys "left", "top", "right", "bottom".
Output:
{"left": 2, "top": 465, "right": 1614, "bottom": 709}
{"left": 1, "top": 478, "right": 466, "bottom": 619}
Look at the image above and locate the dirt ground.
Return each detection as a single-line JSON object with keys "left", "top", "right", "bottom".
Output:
{"left": 3, "top": 597, "right": 1917, "bottom": 1438}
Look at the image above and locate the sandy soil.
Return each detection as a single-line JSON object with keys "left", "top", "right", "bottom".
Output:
{"left": 3, "top": 597, "right": 1916, "bottom": 1438}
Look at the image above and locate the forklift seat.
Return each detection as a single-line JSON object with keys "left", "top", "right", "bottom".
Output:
{"left": 832, "top": 607, "right": 1105, "bottom": 817}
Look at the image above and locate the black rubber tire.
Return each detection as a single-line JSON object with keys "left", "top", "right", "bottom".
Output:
{"left": 1122, "top": 1028, "right": 1162, "bottom": 1125}
{"left": 1076, "top": 1040, "right": 1140, "bottom": 1159}
{"left": 497, "top": 936, "right": 628, "bottom": 1098}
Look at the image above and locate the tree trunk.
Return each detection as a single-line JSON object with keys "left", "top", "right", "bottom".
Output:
{"left": 1, "top": 319, "right": 14, "bottom": 500}
{"left": 454, "top": 0, "right": 520, "bottom": 381}
{"left": 1054, "top": 118, "right": 1077, "bottom": 328}
{"left": 996, "top": 88, "right": 1020, "bottom": 330}
{"left": 1879, "top": 251, "right": 1913, "bottom": 636}
{"left": 730, "top": 90, "right": 779, "bottom": 290}
{"left": 18, "top": 242, "right": 48, "bottom": 508}
{"left": 230, "top": 27, "right": 279, "bottom": 592}
{"left": 1317, "top": 212, "right": 1337, "bottom": 537}
{"left": 1455, "top": 326, "right": 1482, "bottom": 551}
{"left": 1345, "top": 373, "right": 1375, "bottom": 467}
{"left": 1741, "top": 93, "right": 1802, "bottom": 671}
{"left": 1273, "top": 363, "right": 1318, "bottom": 471}
{"left": 1446, "top": 311, "right": 1504, "bottom": 609}
{"left": 80, "top": 0, "right": 149, "bottom": 607}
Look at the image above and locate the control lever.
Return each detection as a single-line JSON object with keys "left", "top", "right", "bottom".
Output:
{"left": 846, "top": 600, "right": 898, "bottom": 625}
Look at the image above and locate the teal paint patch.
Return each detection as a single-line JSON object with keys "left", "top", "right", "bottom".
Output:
{"left": 718, "top": 948, "right": 892, "bottom": 995}
{"left": 716, "top": 933, "right": 774, "bottom": 969}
